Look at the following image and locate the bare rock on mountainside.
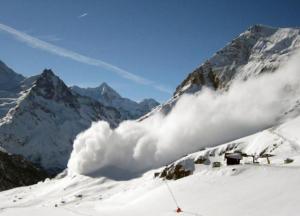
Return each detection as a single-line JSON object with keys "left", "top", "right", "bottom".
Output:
{"left": 0, "top": 150, "right": 48, "bottom": 191}
{"left": 158, "top": 159, "right": 195, "bottom": 180}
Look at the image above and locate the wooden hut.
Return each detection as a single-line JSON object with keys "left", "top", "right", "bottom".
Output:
{"left": 225, "top": 152, "right": 243, "bottom": 165}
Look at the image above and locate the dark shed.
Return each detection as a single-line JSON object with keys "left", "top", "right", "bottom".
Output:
{"left": 225, "top": 152, "right": 243, "bottom": 165}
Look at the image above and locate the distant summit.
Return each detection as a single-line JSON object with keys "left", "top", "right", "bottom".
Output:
{"left": 71, "top": 83, "right": 159, "bottom": 120}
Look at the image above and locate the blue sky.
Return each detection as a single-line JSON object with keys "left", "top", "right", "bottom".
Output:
{"left": 0, "top": 0, "right": 299, "bottom": 102}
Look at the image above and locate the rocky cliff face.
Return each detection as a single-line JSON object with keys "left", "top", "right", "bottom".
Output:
{"left": 0, "top": 150, "right": 48, "bottom": 191}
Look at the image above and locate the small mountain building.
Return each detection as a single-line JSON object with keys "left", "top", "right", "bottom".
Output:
{"left": 225, "top": 152, "right": 243, "bottom": 165}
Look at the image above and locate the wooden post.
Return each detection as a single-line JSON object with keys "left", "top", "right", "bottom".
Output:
{"left": 251, "top": 155, "right": 255, "bottom": 163}
{"left": 266, "top": 156, "right": 270, "bottom": 164}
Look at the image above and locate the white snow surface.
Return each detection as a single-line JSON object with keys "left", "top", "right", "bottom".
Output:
{"left": 1, "top": 114, "right": 300, "bottom": 216}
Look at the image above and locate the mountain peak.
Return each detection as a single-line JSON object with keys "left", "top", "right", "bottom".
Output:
{"left": 139, "top": 98, "right": 160, "bottom": 111}
{"left": 98, "top": 82, "right": 121, "bottom": 99}
{"left": 244, "top": 24, "right": 278, "bottom": 37}
{"left": 248, "top": 24, "right": 276, "bottom": 31}
{"left": 0, "top": 60, "right": 25, "bottom": 91}
{"left": 139, "top": 98, "right": 159, "bottom": 106}
{"left": 39, "top": 69, "right": 57, "bottom": 81}
{"left": 98, "top": 82, "right": 109, "bottom": 88}
{"left": 32, "top": 69, "right": 75, "bottom": 103}
{"left": 37, "top": 69, "right": 62, "bottom": 87}
{"left": 41, "top": 68, "right": 55, "bottom": 76}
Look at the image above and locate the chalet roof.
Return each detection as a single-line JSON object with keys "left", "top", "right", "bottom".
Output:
{"left": 260, "top": 153, "right": 275, "bottom": 158}
{"left": 225, "top": 152, "right": 243, "bottom": 160}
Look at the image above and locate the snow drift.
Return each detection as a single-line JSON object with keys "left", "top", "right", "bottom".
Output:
{"left": 68, "top": 51, "right": 300, "bottom": 176}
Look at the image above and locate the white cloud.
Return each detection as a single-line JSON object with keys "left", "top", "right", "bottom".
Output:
{"left": 0, "top": 22, "right": 172, "bottom": 94}
{"left": 68, "top": 51, "right": 300, "bottom": 177}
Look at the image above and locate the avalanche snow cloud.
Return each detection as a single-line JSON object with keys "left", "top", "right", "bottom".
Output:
{"left": 68, "top": 52, "right": 300, "bottom": 176}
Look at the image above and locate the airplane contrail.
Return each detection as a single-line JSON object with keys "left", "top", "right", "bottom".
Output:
{"left": 0, "top": 22, "right": 172, "bottom": 94}
{"left": 78, "top": 13, "right": 88, "bottom": 18}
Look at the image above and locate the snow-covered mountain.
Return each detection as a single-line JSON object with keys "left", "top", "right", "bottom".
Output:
{"left": 0, "top": 69, "right": 122, "bottom": 173}
{"left": 143, "top": 25, "right": 300, "bottom": 118}
{"left": 71, "top": 83, "right": 159, "bottom": 119}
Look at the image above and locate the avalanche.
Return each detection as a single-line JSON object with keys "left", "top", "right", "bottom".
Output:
{"left": 68, "top": 50, "right": 300, "bottom": 176}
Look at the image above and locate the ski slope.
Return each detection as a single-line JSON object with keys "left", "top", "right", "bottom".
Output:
{"left": 0, "top": 163, "right": 300, "bottom": 216}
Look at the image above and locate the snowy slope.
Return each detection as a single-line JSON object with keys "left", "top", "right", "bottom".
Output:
{"left": 71, "top": 83, "right": 159, "bottom": 120}
{"left": 0, "top": 115, "right": 300, "bottom": 216}
{"left": 155, "top": 115, "right": 300, "bottom": 180}
{"left": 0, "top": 69, "right": 122, "bottom": 173}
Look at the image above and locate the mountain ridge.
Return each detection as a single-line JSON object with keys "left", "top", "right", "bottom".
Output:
{"left": 71, "top": 83, "right": 159, "bottom": 120}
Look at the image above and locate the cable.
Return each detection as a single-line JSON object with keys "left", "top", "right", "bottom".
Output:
{"left": 163, "top": 179, "right": 204, "bottom": 216}
{"left": 164, "top": 179, "right": 180, "bottom": 208}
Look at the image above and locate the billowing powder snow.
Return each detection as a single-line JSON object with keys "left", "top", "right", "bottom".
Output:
{"left": 68, "top": 51, "right": 300, "bottom": 176}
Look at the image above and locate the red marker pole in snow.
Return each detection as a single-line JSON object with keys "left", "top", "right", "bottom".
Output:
{"left": 164, "top": 180, "right": 183, "bottom": 213}
{"left": 176, "top": 207, "right": 182, "bottom": 213}
{"left": 164, "top": 180, "right": 203, "bottom": 215}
